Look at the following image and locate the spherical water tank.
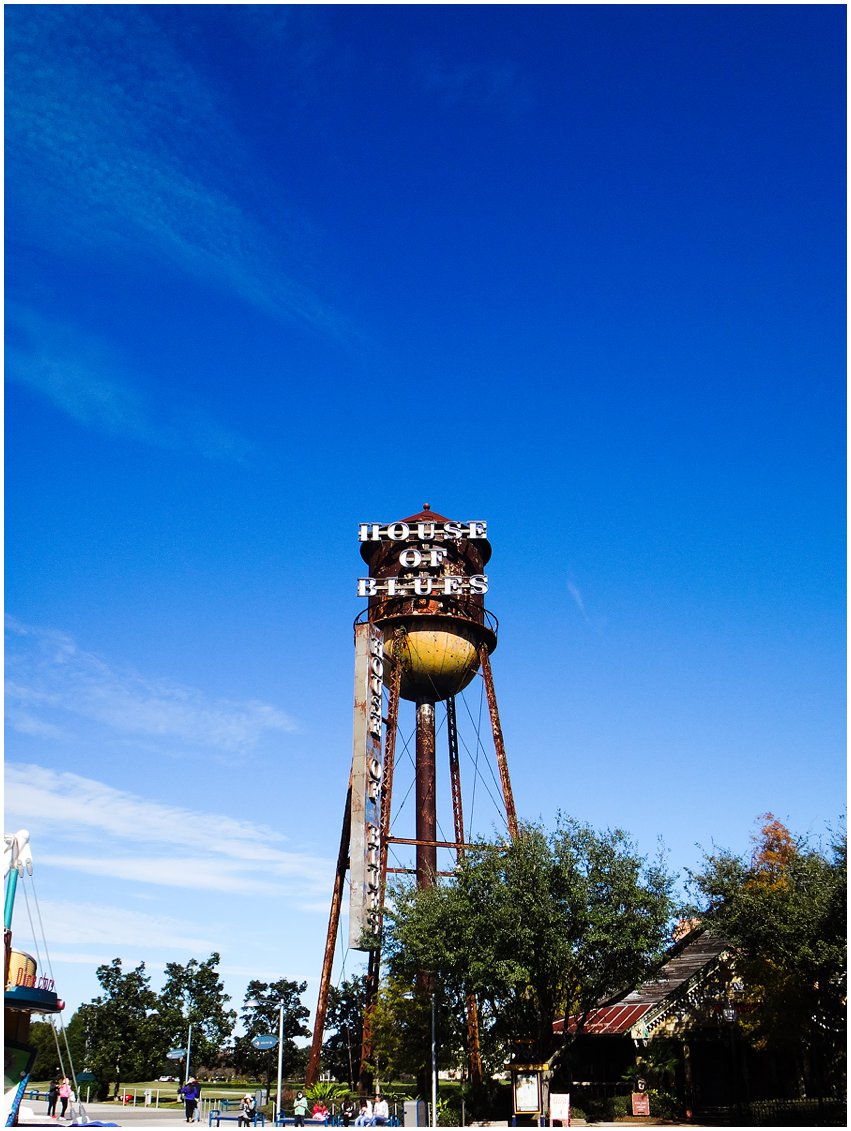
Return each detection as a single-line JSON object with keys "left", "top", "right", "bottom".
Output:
{"left": 359, "top": 506, "right": 497, "bottom": 702}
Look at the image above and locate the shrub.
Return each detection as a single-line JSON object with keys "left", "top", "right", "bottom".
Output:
{"left": 305, "top": 1082, "right": 349, "bottom": 1103}
{"left": 647, "top": 1088, "right": 682, "bottom": 1120}
{"left": 611, "top": 1094, "right": 630, "bottom": 1118}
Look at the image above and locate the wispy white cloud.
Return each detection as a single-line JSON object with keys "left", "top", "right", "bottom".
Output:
{"left": 5, "top": 764, "right": 332, "bottom": 900}
{"left": 5, "top": 6, "right": 358, "bottom": 345}
{"left": 5, "top": 304, "right": 256, "bottom": 464}
{"left": 21, "top": 901, "right": 215, "bottom": 954}
{"left": 5, "top": 617, "right": 298, "bottom": 757}
{"left": 40, "top": 856, "right": 294, "bottom": 897}
{"left": 566, "top": 576, "right": 592, "bottom": 625}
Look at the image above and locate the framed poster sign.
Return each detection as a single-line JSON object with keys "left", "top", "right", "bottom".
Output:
{"left": 632, "top": 1092, "right": 651, "bottom": 1116}
{"left": 513, "top": 1071, "right": 542, "bottom": 1115}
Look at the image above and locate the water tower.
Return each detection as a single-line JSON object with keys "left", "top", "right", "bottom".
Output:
{"left": 306, "top": 506, "right": 518, "bottom": 1088}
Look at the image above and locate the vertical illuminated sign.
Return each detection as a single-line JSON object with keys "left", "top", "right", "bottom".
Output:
{"left": 349, "top": 621, "right": 384, "bottom": 948}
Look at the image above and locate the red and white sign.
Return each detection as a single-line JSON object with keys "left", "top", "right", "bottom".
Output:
{"left": 550, "top": 1093, "right": 570, "bottom": 1125}
{"left": 631, "top": 1093, "right": 650, "bottom": 1116}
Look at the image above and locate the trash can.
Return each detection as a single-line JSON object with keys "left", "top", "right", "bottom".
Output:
{"left": 403, "top": 1099, "right": 426, "bottom": 1127}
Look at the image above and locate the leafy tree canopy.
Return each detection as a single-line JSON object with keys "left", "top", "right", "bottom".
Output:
{"left": 322, "top": 975, "right": 367, "bottom": 1086}
{"left": 26, "top": 1021, "right": 63, "bottom": 1082}
{"left": 158, "top": 952, "right": 237, "bottom": 1074}
{"left": 383, "top": 816, "right": 675, "bottom": 1065}
{"left": 69, "top": 959, "right": 161, "bottom": 1092}
{"left": 689, "top": 813, "right": 846, "bottom": 1092}
{"left": 234, "top": 978, "right": 312, "bottom": 1083}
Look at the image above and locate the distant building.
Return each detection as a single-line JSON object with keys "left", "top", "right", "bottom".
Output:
{"left": 553, "top": 924, "right": 817, "bottom": 1120}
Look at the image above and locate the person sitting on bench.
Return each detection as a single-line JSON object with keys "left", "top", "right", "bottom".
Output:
{"left": 238, "top": 1093, "right": 257, "bottom": 1126}
{"left": 370, "top": 1095, "right": 389, "bottom": 1125}
{"left": 354, "top": 1099, "right": 372, "bottom": 1126}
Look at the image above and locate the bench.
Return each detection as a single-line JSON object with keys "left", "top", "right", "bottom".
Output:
{"left": 274, "top": 1119, "right": 398, "bottom": 1128}
{"left": 274, "top": 1119, "right": 328, "bottom": 1127}
{"left": 208, "top": 1111, "right": 265, "bottom": 1127}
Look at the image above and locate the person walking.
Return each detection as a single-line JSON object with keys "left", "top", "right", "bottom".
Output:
{"left": 293, "top": 1090, "right": 309, "bottom": 1127}
{"left": 58, "top": 1078, "right": 71, "bottom": 1118}
{"left": 46, "top": 1078, "right": 59, "bottom": 1118}
{"left": 179, "top": 1077, "right": 200, "bottom": 1123}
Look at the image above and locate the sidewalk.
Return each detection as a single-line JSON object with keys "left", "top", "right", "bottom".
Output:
{"left": 14, "top": 1100, "right": 708, "bottom": 1129}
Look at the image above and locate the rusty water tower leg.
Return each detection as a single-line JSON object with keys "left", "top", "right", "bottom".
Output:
{"left": 358, "top": 948, "right": 379, "bottom": 1096}
{"left": 378, "top": 659, "right": 402, "bottom": 906}
{"left": 306, "top": 775, "right": 353, "bottom": 1087}
{"left": 446, "top": 696, "right": 464, "bottom": 852}
{"left": 479, "top": 644, "right": 519, "bottom": 839}
{"left": 416, "top": 699, "right": 437, "bottom": 888}
{"left": 446, "top": 697, "right": 484, "bottom": 1087}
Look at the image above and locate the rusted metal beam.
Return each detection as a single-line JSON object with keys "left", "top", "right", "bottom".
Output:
{"left": 358, "top": 948, "right": 379, "bottom": 1097}
{"left": 379, "top": 658, "right": 403, "bottom": 893}
{"left": 447, "top": 696, "right": 484, "bottom": 1087}
{"left": 306, "top": 775, "right": 352, "bottom": 1086}
{"left": 465, "top": 992, "right": 484, "bottom": 1087}
{"left": 387, "top": 836, "right": 478, "bottom": 850}
{"left": 479, "top": 643, "right": 519, "bottom": 839}
{"left": 385, "top": 867, "right": 454, "bottom": 876}
{"left": 447, "top": 695, "right": 464, "bottom": 855}
{"left": 416, "top": 699, "right": 437, "bottom": 888}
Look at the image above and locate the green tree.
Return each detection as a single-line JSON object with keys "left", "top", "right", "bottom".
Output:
{"left": 233, "top": 979, "right": 311, "bottom": 1088}
{"left": 157, "top": 953, "right": 237, "bottom": 1077}
{"left": 383, "top": 817, "right": 675, "bottom": 1071}
{"left": 74, "top": 959, "right": 162, "bottom": 1096}
{"left": 321, "top": 975, "right": 366, "bottom": 1086}
{"left": 690, "top": 814, "right": 846, "bottom": 1097}
{"left": 26, "top": 1020, "right": 63, "bottom": 1081}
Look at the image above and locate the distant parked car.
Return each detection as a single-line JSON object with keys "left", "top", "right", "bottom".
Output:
{"left": 158, "top": 1076, "right": 178, "bottom": 1082}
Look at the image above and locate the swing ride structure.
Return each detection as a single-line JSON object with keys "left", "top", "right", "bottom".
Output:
{"left": 306, "top": 506, "right": 519, "bottom": 1091}
{"left": 3, "top": 829, "right": 70, "bottom": 1126}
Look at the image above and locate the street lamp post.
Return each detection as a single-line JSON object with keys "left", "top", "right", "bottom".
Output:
{"left": 431, "top": 994, "right": 437, "bottom": 1128}
{"left": 247, "top": 997, "right": 285, "bottom": 1122}
{"left": 275, "top": 1003, "right": 285, "bottom": 1124}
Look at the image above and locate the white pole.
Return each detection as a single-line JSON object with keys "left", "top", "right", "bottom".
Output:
{"left": 185, "top": 1021, "right": 193, "bottom": 1084}
{"left": 431, "top": 994, "right": 437, "bottom": 1128}
{"left": 276, "top": 1004, "right": 285, "bottom": 1122}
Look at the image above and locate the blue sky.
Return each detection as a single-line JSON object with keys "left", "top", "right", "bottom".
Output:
{"left": 5, "top": 4, "right": 845, "bottom": 1034}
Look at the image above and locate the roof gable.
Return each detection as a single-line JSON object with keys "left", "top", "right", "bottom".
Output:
{"left": 554, "top": 928, "right": 730, "bottom": 1037}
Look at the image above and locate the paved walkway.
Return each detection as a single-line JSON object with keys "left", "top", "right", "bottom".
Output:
{"left": 14, "top": 1099, "right": 708, "bottom": 1129}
